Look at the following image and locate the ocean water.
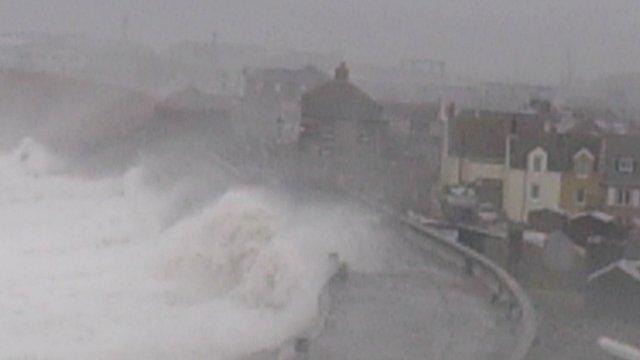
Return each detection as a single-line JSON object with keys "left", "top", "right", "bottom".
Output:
{"left": 0, "top": 138, "right": 387, "bottom": 359}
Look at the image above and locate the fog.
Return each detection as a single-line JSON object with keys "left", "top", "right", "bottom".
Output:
{"left": 1, "top": 1, "right": 639, "bottom": 359}
{"left": 1, "top": 0, "right": 640, "bottom": 83}
{"left": 0, "top": 128, "right": 399, "bottom": 358}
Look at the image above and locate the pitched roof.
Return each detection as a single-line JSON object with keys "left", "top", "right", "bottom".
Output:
{"left": 601, "top": 135, "right": 640, "bottom": 186}
{"left": 509, "top": 133, "right": 601, "bottom": 172}
{"left": 588, "top": 259, "right": 640, "bottom": 283}
{"left": 301, "top": 78, "right": 382, "bottom": 122}
{"left": 448, "top": 110, "right": 545, "bottom": 162}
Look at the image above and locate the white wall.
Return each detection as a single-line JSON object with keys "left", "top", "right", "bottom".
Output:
{"left": 462, "top": 161, "right": 504, "bottom": 182}
{"left": 439, "top": 155, "right": 505, "bottom": 187}
{"left": 504, "top": 168, "right": 562, "bottom": 222}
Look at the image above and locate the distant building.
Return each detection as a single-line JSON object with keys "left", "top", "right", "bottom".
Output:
{"left": 424, "top": 82, "right": 556, "bottom": 113}
{"left": 152, "top": 87, "right": 233, "bottom": 136}
{"left": 440, "top": 109, "right": 547, "bottom": 210}
{"left": 243, "top": 65, "right": 329, "bottom": 106}
{"left": 379, "top": 101, "right": 442, "bottom": 212}
{"left": 380, "top": 101, "right": 440, "bottom": 142}
{"left": 243, "top": 65, "right": 330, "bottom": 144}
{"left": 299, "top": 62, "right": 383, "bottom": 156}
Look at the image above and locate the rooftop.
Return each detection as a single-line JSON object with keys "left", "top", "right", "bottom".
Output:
{"left": 588, "top": 259, "right": 640, "bottom": 283}
{"left": 509, "top": 133, "right": 601, "bottom": 172}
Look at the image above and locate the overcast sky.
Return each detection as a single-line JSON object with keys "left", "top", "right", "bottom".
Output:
{"left": 1, "top": 0, "right": 639, "bottom": 84}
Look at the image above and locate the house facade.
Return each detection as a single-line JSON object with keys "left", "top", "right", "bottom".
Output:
{"left": 560, "top": 144, "right": 603, "bottom": 214}
{"left": 600, "top": 135, "right": 640, "bottom": 221}
{"left": 504, "top": 140, "right": 562, "bottom": 222}
{"left": 440, "top": 109, "right": 547, "bottom": 209}
{"left": 299, "top": 62, "right": 384, "bottom": 157}
{"left": 504, "top": 134, "right": 603, "bottom": 222}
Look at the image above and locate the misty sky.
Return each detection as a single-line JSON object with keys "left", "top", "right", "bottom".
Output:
{"left": 1, "top": 0, "right": 639, "bottom": 84}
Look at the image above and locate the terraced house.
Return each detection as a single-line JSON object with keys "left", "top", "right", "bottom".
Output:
{"left": 441, "top": 108, "right": 611, "bottom": 223}
{"left": 504, "top": 133, "right": 603, "bottom": 222}
{"left": 440, "top": 109, "right": 547, "bottom": 209}
{"left": 600, "top": 135, "right": 640, "bottom": 222}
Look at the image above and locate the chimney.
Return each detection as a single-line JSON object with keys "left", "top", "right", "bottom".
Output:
{"left": 335, "top": 62, "right": 349, "bottom": 81}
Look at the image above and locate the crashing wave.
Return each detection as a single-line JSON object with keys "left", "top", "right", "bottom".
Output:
{"left": 0, "top": 138, "right": 382, "bottom": 359}
{"left": 157, "top": 190, "right": 303, "bottom": 308}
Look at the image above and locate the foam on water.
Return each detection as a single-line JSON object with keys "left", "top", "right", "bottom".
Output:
{"left": 0, "top": 139, "right": 384, "bottom": 359}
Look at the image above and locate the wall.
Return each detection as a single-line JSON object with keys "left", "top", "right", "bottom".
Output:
{"left": 440, "top": 154, "right": 460, "bottom": 187}
{"left": 462, "top": 160, "right": 505, "bottom": 183}
{"left": 440, "top": 155, "right": 505, "bottom": 187}
{"left": 560, "top": 172, "right": 603, "bottom": 215}
{"left": 504, "top": 168, "right": 562, "bottom": 222}
{"left": 603, "top": 186, "right": 640, "bottom": 221}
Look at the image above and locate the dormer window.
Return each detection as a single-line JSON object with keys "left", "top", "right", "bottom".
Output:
{"left": 528, "top": 147, "right": 547, "bottom": 173}
{"left": 533, "top": 155, "right": 543, "bottom": 172}
{"left": 617, "top": 157, "right": 635, "bottom": 174}
{"left": 574, "top": 148, "right": 594, "bottom": 178}
{"left": 575, "top": 159, "right": 591, "bottom": 177}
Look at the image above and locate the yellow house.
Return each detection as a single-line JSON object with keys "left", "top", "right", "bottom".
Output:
{"left": 560, "top": 147, "right": 603, "bottom": 214}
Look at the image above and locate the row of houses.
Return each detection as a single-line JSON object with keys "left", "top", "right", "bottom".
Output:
{"left": 239, "top": 60, "right": 640, "bottom": 231}
{"left": 441, "top": 107, "right": 640, "bottom": 224}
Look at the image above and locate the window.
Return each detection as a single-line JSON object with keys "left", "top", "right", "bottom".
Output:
{"left": 575, "top": 188, "right": 586, "bottom": 205}
{"left": 533, "top": 155, "right": 543, "bottom": 172}
{"left": 575, "top": 158, "right": 591, "bottom": 177}
{"left": 616, "top": 188, "right": 631, "bottom": 206}
{"left": 617, "top": 158, "right": 635, "bottom": 173}
{"left": 530, "top": 183, "right": 541, "bottom": 201}
{"left": 529, "top": 148, "right": 547, "bottom": 172}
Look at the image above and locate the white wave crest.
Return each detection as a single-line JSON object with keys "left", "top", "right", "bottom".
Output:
{"left": 0, "top": 139, "right": 385, "bottom": 359}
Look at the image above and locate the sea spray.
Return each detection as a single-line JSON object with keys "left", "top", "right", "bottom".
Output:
{"left": 0, "top": 138, "right": 390, "bottom": 359}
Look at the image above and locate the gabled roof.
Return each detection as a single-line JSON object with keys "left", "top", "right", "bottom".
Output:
{"left": 509, "top": 133, "right": 601, "bottom": 172}
{"left": 301, "top": 78, "right": 382, "bottom": 122}
{"left": 448, "top": 110, "right": 546, "bottom": 162}
{"left": 588, "top": 259, "right": 640, "bottom": 283}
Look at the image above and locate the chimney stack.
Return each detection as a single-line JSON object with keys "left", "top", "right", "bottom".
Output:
{"left": 335, "top": 62, "right": 349, "bottom": 81}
